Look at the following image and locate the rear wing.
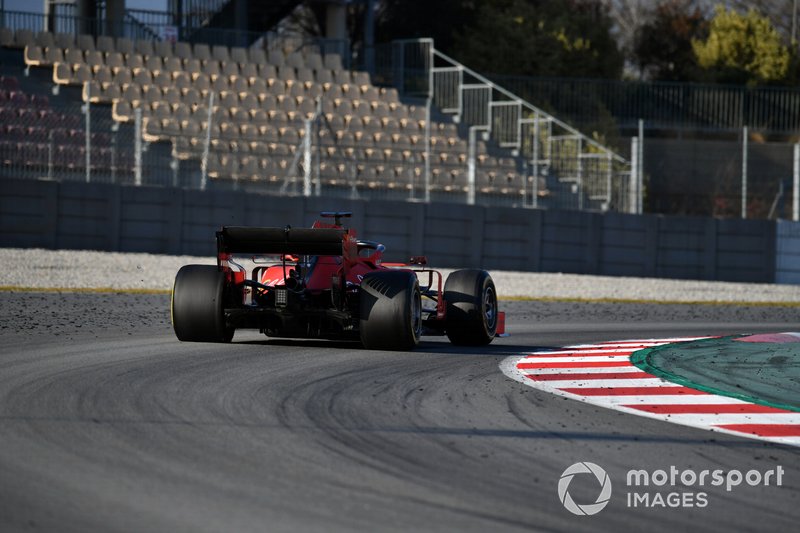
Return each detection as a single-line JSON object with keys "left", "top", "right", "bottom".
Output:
{"left": 217, "top": 226, "right": 348, "bottom": 256}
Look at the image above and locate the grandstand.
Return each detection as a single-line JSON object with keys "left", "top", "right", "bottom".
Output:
{"left": 0, "top": 14, "right": 632, "bottom": 211}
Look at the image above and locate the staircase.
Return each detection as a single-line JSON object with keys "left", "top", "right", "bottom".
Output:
{"left": 390, "top": 38, "right": 632, "bottom": 212}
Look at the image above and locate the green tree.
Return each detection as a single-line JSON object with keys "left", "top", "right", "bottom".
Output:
{"left": 375, "top": 0, "right": 478, "bottom": 53}
{"left": 633, "top": 0, "right": 708, "bottom": 81}
{"left": 692, "top": 5, "right": 792, "bottom": 85}
{"left": 376, "top": 0, "right": 622, "bottom": 79}
{"left": 451, "top": 0, "right": 623, "bottom": 78}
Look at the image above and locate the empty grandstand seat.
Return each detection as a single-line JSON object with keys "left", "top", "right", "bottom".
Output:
{"left": 211, "top": 75, "right": 229, "bottom": 93}
{"left": 202, "top": 60, "right": 221, "bottom": 79}
{"left": 172, "top": 72, "right": 192, "bottom": 91}
{"left": 135, "top": 39, "right": 155, "bottom": 57}
{"left": 96, "top": 35, "right": 115, "bottom": 54}
{"left": 295, "top": 67, "right": 314, "bottom": 88}
{"left": 285, "top": 52, "right": 305, "bottom": 70}
{"left": 112, "top": 100, "right": 133, "bottom": 122}
{"left": 105, "top": 51, "right": 125, "bottom": 71}
{"left": 182, "top": 87, "right": 202, "bottom": 106}
{"left": 163, "top": 56, "right": 183, "bottom": 75}
{"left": 64, "top": 48, "right": 85, "bottom": 66}
{"left": 212, "top": 45, "right": 230, "bottom": 63}
{"left": 315, "top": 68, "right": 334, "bottom": 89}
{"left": 76, "top": 34, "right": 95, "bottom": 51}
{"left": 154, "top": 40, "right": 174, "bottom": 57}
{"left": 304, "top": 53, "right": 324, "bottom": 71}
{"left": 52, "top": 63, "right": 71, "bottom": 85}
{"left": 13, "top": 29, "right": 34, "bottom": 49}
{"left": 115, "top": 37, "right": 134, "bottom": 56}
{"left": 184, "top": 58, "right": 202, "bottom": 78}
{"left": 153, "top": 71, "right": 172, "bottom": 89}
{"left": 173, "top": 41, "right": 192, "bottom": 60}
{"left": 94, "top": 65, "right": 113, "bottom": 84}
{"left": 249, "top": 48, "right": 267, "bottom": 64}
{"left": 258, "top": 64, "right": 278, "bottom": 86}
{"left": 0, "top": 32, "right": 521, "bottom": 197}
{"left": 323, "top": 53, "right": 343, "bottom": 71}
{"left": 0, "top": 28, "right": 14, "bottom": 48}
{"left": 219, "top": 61, "right": 238, "bottom": 78}
{"left": 230, "top": 47, "right": 248, "bottom": 64}
{"left": 333, "top": 70, "right": 352, "bottom": 90}
{"left": 267, "top": 49, "right": 285, "bottom": 65}
{"left": 125, "top": 52, "right": 144, "bottom": 71}
{"left": 240, "top": 62, "right": 258, "bottom": 80}
{"left": 33, "top": 31, "right": 54, "bottom": 49}
{"left": 144, "top": 54, "right": 164, "bottom": 74}
{"left": 193, "top": 74, "right": 211, "bottom": 94}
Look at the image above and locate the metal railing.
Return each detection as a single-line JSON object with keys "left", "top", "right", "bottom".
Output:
{"left": 382, "top": 39, "right": 633, "bottom": 213}
{"left": 0, "top": 88, "right": 542, "bottom": 207}
{"left": 0, "top": 8, "right": 349, "bottom": 56}
{"left": 495, "top": 75, "right": 800, "bottom": 137}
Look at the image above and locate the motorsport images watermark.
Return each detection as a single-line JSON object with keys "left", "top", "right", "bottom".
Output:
{"left": 558, "top": 462, "right": 785, "bottom": 515}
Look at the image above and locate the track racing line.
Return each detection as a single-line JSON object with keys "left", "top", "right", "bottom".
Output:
{"left": 501, "top": 337, "right": 800, "bottom": 448}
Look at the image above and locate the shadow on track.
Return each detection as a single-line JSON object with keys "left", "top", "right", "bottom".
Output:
{"left": 233, "top": 337, "right": 554, "bottom": 357}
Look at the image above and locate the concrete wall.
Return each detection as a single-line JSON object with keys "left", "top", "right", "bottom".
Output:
{"left": 777, "top": 220, "right": 800, "bottom": 284}
{"left": 0, "top": 178, "right": 779, "bottom": 283}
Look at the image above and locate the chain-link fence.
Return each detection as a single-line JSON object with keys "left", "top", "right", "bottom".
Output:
{"left": 643, "top": 135, "right": 799, "bottom": 220}
{"left": 0, "top": 82, "right": 547, "bottom": 208}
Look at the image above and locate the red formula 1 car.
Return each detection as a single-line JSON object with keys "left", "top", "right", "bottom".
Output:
{"left": 171, "top": 212, "right": 504, "bottom": 350}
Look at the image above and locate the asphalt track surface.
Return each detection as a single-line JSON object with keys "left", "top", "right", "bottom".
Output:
{"left": 0, "top": 292, "right": 798, "bottom": 532}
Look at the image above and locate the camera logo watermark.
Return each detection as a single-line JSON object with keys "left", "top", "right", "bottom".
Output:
{"left": 558, "top": 462, "right": 613, "bottom": 516}
{"left": 557, "top": 462, "right": 785, "bottom": 514}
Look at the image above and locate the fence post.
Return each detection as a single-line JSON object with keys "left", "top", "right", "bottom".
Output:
{"left": 84, "top": 84, "right": 91, "bottom": 183}
{"left": 200, "top": 92, "right": 215, "bottom": 191}
{"left": 134, "top": 107, "right": 142, "bottom": 186}
{"left": 111, "top": 122, "right": 118, "bottom": 184}
{"left": 630, "top": 137, "right": 639, "bottom": 214}
{"left": 314, "top": 99, "right": 322, "bottom": 196}
{"left": 303, "top": 118, "right": 312, "bottom": 197}
{"left": 467, "top": 126, "right": 478, "bottom": 206}
{"left": 742, "top": 125, "right": 748, "bottom": 219}
{"left": 48, "top": 129, "right": 54, "bottom": 180}
{"left": 171, "top": 155, "right": 179, "bottom": 188}
{"left": 531, "top": 114, "right": 539, "bottom": 209}
{"left": 605, "top": 151, "right": 612, "bottom": 212}
{"left": 794, "top": 143, "right": 800, "bottom": 221}
{"left": 424, "top": 98, "right": 431, "bottom": 202}
{"left": 638, "top": 119, "right": 644, "bottom": 214}
{"left": 577, "top": 137, "right": 583, "bottom": 211}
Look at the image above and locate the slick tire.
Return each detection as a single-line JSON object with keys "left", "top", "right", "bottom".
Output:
{"left": 444, "top": 269, "right": 497, "bottom": 346}
{"left": 171, "top": 265, "right": 234, "bottom": 343}
{"left": 359, "top": 270, "right": 422, "bottom": 351}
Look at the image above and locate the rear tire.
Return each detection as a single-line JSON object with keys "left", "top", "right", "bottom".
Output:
{"left": 444, "top": 269, "right": 497, "bottom": 346}
{"left": 171, "top": 265, "right": 234, "bottom": 343}
{"left": 359, "top": 270, "right": 421, "bottom": 350}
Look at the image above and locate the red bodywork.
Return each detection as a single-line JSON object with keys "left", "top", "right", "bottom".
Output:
{"left": 213, "top": 213, "right": 502, "bottom": 339}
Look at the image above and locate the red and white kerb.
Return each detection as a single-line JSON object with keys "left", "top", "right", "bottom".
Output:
{"left": 501, "top": 338, "right": 800, "bottom": 447}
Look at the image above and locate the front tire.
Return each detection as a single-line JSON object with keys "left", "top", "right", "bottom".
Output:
{"left": 172, "top": 265, "right": 234, "bottom": 343}
{"left": 359, "top": 270, "right": 421, "bottom": 350}
{"left": 444, "top": 269, "right": 497, "bottom": 346}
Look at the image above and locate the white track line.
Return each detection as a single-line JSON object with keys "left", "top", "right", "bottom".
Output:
{"left": 522, "top": 378, "right": 675, "bottom": 388}
{"left": 520, "top": 366, "right": 646, "bottom": 375}
{"left": 518, "top": 356, "right": 633, "bottom": 364}
{"left": 500, "top": 337, "right": 800, "bottom": 448}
